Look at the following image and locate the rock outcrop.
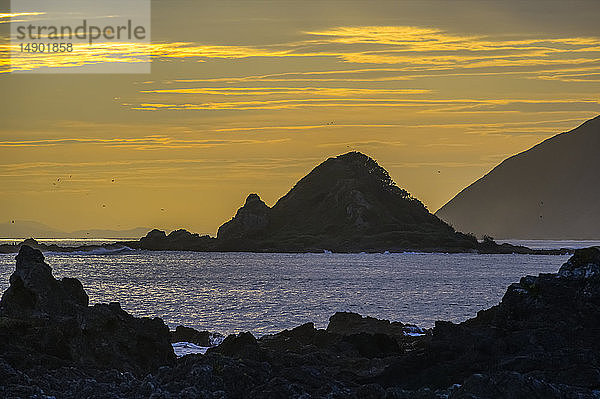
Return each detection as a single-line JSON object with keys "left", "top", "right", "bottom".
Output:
{"left": 217, "top": 152, "right": 478, "bottom": 252}
{"left": 1, "top": 245, "right": 89, "bottom": 318}
{"left": 327, "top": 311, "right": 406, "bottom": 336}
{"left": 170, "top": 325, "right": 214, "bottom": 347}
{"left": 217, "top": 193, "right": 271, "bottom": 240}
{"left": 0, "top": 245, "right": 175, "bottom": 375}
{"left": 376, "top": 246, "right": 600, "bottom": 395}
{"left": 135, "top": 228, "right": 216, "bottom": 251}
{"left": 2, "top": 248, "right": 600, "bottom": 397}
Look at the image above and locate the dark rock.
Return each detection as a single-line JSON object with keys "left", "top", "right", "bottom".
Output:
{"left": 2, "top": 246, "right": 600, "bottom": 398}
{"left": 0, "top": 245, "right": 88, "bottom": 318}
{"left": 137, "top": 228, "right": 216, "bottom": 251}
{"left": 327, "top": 312, "right": 405, "bottom": 337}
{"left": 142, "top": 228, "right": 167, "bottom": 241}
{"left": 0, "top": 245, "right": 175, "bottom": 375}
{"left": 558, "top": 246, "right": 600, "bottom": 278}
{"left": 354, "top": 383, "right": 386, "bottom": 399}
{"left": 217, "top": 193, "right": 271, "bottom": 240}
{"left": 170, "top": 325, "right": 211, "bottom": 346}
{"left": 216, "top": 152, "right": 479, "bottom": 252}
{"left": 209, "top": 332, "right": 262, "bottom": 360}
{"left": 376, "top": 248, "right": 600, "bottom": 394}
{"left": 449, "top": 372, "right": 594, "bottom": 399}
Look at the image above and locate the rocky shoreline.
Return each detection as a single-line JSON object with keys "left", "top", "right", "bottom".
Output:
{"left": 0, "top": 235, "right": 573, "bottom": 256}
{"left": 2, "top": 245, "right": 600, "bottom": 398}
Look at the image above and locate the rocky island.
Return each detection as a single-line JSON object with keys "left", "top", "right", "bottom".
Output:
{"left": 0, "top": 152, "right": 572, "bottom": 255}
{"left": 1, "top": 245, "right": 600, "bottom": 397}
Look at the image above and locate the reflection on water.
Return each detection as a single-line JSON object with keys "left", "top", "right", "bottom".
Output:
{"left": 0, "top": 251, "right": 568, "bottom": 336}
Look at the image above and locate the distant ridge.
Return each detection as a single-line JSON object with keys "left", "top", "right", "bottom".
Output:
{"left": 436, "top": 115, "right": 600, "bottom": 239}
{"left": 0, "top": 220, "right": 150, "bottom": 239}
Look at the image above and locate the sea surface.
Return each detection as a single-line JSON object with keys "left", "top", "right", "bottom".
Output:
{"left": 0, "top": 247, "right": 572, "bottom": 336}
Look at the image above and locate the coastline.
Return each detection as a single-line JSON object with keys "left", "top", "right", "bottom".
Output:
{"left": 2, "top": 245, "right": 600, "bottom": 397}
{"left": 0, "top": 235, "right": 576, "bottom": 256}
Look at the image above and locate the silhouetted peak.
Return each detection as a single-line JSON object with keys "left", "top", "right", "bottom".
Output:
{"left": 335, "top": 151, "right": 371, "bottom": 162}
{"left": 245, "top": 193, "right": 266, "bottom": 206}
{"left": 217, "top": 194, "right": 271, "bottom": 240}
{"left": 304, "top": 151, "right": 397, "bottom": 190}
{"left": 327, "top": 151, "right": 379, "bottom": 170}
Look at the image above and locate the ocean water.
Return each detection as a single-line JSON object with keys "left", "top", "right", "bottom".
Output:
{"left": 0, "top": 250, "right": 570, "bottom": 336}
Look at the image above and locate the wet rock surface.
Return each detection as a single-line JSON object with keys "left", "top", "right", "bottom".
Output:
{"left": 170, "top": 325, "right": 212, "bottom": 347}
{"left": 2, "top": 246, "right": 600, "bottom": 398}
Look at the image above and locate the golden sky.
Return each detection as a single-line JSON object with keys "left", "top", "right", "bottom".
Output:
{"left": 1, "top": 0, "right": 599, "bottom": 235}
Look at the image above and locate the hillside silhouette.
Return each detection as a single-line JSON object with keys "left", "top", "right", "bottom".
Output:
{"left": 217, "top": 151, "right": 477, "bottom": 251}
{"left": 436, "top": 115, "right": 600, "bottom": 239}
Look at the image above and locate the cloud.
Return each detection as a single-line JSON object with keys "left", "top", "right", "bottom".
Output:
{"left": 140, "top": 87, "right": 431, "bottom": 96}
{"left": 127, "top": 97, "right": 600, "bottom": 113}
{"left": 4, "top": 24, "right": 600, "bottom": 75}
{"left": 0, "top": 135, "right": 289, "bottom": 150}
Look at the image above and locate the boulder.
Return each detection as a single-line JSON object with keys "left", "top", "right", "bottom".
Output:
{"left": 558, "top": 246, "right": 600, "bottom": 278}
{"left": 171, "top": 325, "right": 211, "bottom": 346}
{"left": 327, "top": 312, "right": 405, "bottom": 337}
{"left": 0, "top": 245, "right": 175, "bottom": 374}
{"left": 0, "top": 244, "right": 88, "bottom": 318}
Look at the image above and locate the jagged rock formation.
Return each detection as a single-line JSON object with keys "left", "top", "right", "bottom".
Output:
{"left": 0, "top": 245, "right": 89, "bottom": 318}
{"left": 217, "top": 193, "right": 271, "bottom": 240}
{"left": 135, "top": 228, "right": 216, "bottom": 251}
{"left": 436, "top": 115, "right": 600, "bottom": 239}
{"left": 376, "top": 246, "right": 600, "bottom": 396}
{"left": 217, "top": 152, "right": 477, "bottom": 252}
{"left": 170, "top": 325, "right": 222, "bottom": 347}
{"left": 2, "top": 248, "right": 600, "bottom": 397}
{"left": 327, "top": 311, "right": 408, "bottom": 337}
{"left": 0, "top": 245, "right": 175, "bottom": 375}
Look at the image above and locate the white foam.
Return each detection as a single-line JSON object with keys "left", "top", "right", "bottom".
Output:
{"left": 403, "top": 325, "right": 426, "bottom": 337}
{"left": 172, "top": 342, "right": 209, "bottom": 357}
{"left": 210, "top": 334, "right": 225, "bottom": 346}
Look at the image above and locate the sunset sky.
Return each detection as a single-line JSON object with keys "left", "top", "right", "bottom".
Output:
{"left": 1, "top": 0, "right": 599, "bottom": 235}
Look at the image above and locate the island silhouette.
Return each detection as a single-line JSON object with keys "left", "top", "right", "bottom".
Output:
{"left": 0, "top": 151, "right": 571, "bottom": 255}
